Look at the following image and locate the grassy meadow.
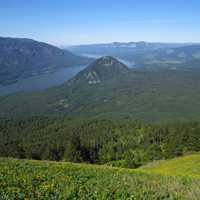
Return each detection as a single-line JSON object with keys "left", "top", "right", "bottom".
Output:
{"left": 0, "top": 154, "right": 200, "bottom": 199}
{"left": 138, "top": 153, "right": 200, "bottom": 178}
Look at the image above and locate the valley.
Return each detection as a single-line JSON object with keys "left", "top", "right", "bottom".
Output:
{"left": 0, "top": 37, "right": 92, "bottom": 87}
{"left": 0, "top": 65, "right": 86, "bottom": 96}
{"left": 1, "top": 38, "right": 200, "bottom": 200}
{"left": 69, "top": 42, "right": 200, "bottom": 70}
{"left": 1, "top": 1, "right": 200, "bottom": 199}
{"left": 1, "top": 56, "right": 200, "bottom": 121}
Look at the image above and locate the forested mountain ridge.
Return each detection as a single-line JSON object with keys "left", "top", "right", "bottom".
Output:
{"left": 1, "top": 56, "right": 200, "bottom": 121}
{"left": 0, "top": 37, "right": 92, "bottom": 85}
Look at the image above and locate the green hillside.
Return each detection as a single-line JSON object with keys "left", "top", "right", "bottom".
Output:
{"left": 0, "top": 37, "right": 92, "bottom": 85}
{"left": 0, "top": 156, "right": 199, "bottom": 199}
{"left": 1, "top": 57, "right": 200, "bottom": 122}
{"left": 138, "top": 154, "right": 200, "bottom": 177}
{"left": 1, "top": 117, "right": 200, "bottom": 168}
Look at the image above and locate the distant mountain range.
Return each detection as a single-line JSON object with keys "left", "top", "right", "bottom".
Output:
{"left": 0, "top": 37, "right": 92, "bottom": 85}
{"left": 68, "top": 42, "right": 200, "bottom": 70}
{"left": 2, "top": 56, "right": 200, "bottom": 121}
{"left": 68, "top": 41, "right": 189, "bottom": 55}
{"left": 134, "top": 45, "right": 200, "bottom": 69}
{"left": 1, "top": 38, "right": 200, "bottom": 88}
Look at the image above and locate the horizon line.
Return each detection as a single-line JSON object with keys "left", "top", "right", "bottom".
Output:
{"left": 1, "top": 35, "right": 200, "bottom": 47}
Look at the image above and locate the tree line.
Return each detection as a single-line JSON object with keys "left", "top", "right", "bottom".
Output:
{"left": 0, "top": 117, "right": 199, "bottom": 168}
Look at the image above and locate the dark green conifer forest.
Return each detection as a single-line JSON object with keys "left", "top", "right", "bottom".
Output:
{"left": 1, "top": 117, "right": 199, "bottom": 168}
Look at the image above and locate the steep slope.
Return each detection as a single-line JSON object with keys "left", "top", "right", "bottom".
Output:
{"left": 69, "top": 56, "right": 130, "bottom": 85}
{"left": 0, "top": 37, "right": 92, "bottom": 85}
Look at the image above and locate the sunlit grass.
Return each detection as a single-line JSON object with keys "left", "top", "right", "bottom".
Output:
{"left": 0, "top": 155, "right": 200, "bottom": 199}
{"left": 138, "top": 153, "right": 200, "bottom": 178}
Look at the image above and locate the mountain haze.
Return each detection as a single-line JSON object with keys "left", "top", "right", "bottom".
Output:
{"left": 136, "top": 45, "right": 200, "bottom": 69}
{"left": 0, "top": 37, "right": 92, "bottom": 85}
{"left": 68, "top": 42, "right": 187, "bottom": 56}
{"left": 69, "top": 42, "right": 200, "bottom": 70}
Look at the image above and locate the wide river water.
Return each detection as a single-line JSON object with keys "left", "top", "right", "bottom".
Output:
{"left": 0, "top": 54, "right": 133, "bottom": 96}
{"left": 0, "top": 65, "right": 86, "bottom": 96}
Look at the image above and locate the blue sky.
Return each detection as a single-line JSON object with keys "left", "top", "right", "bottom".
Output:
{"left": 0, "top": 0, "right": 200, "bottom": 45}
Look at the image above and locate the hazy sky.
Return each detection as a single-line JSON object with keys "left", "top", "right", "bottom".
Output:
{"left": 0, "top": 0, "right": 200, "bottom": 45}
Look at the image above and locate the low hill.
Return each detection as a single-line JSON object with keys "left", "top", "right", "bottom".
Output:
{"left": 0, "top": 37, "right": 92, "bottom": 85}
{"left": 69, "top": 56, "right": 130, "bottom": 85}
{"left": 138, "top": 154, "right": 200, "bottom": 177}
{"left": 0, "top": 156, "right": 199, "bottom": 199}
